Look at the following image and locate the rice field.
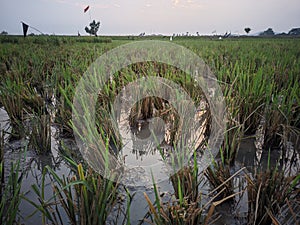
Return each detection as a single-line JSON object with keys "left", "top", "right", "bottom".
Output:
{"left": 0, "top": 35, "right": 299, "bottom": 224}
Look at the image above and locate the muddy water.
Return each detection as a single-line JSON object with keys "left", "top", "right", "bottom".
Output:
{"left": 3, "top": 135, "right": 72, "bottom": 224}
{"left": 1, "top": 106, "right": 299, "bottom": 224}
{"left": 1, "top": 107, "right": 71, "bottom": 224}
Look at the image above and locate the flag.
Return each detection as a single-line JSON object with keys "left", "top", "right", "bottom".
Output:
{"left": 21, "top": 22, "right": 29, "bottom": 38}
{"left": 84, "top": 5, "right": 90, "bottom": 13}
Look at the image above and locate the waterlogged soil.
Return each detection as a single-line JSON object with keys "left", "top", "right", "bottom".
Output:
{"left": 1, "top": 107, "right": 299, "bottom": 224}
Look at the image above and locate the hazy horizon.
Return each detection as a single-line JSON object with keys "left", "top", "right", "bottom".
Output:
{"left": 0, "top": 0, "right": 299, "bottom": 36}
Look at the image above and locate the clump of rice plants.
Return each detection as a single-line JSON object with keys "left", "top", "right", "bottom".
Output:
{"left": 144, "top": 191, "right": 205, "bottom": 225}
{"left": 221, "top": 121, "right": 243, "bottom": 166}
{"left": 204, "top": 122, "right": 242, "bottom": 201}
{"left": 143, "top": 154, "right": 208, "bottom": 225}
{"left": 263, "top": 80, "right": 300, "bottom": 151}
{"left": 56, "top": 67, "right": 80, "bottom": 137}
{"left": 246, "top": 167, "right": 300, "bottom": 225}
{"left": 205, "top": 160, "right": 234, "bottom": 201}
{"left": 170, "top": 153, "right": 200, "bottom": 204}
{"left": 0, "top": 77, "right": 26, "bottom": 140}
{"left": 0, "top": 138, "right": 23, "bottom": 225}
{"left": 25, "top": 162, "right": 124, "bottom": 225}
{"left": 0, "top": 68, "right": 50, "bottom": 145}
{"left": 29, "top": 113, "right": 51, "bottom": 154}
{"left": 0, "top": 163, "right": 23, "bottom": 225}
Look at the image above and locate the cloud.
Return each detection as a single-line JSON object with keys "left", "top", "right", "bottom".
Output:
{"left": 91, "top": 3, "right": 110, "bottom": 9}
{"left": 172, "top": 0, "right": 204, "bottom": 8}
{"left": 50, "top": 0, "right": 112, "bottom": 10}
{"left": 113, "top": 3, "right": 121, "bottom": 8}
{"left": 52, "top": 0, "right": 81, "bottom": 7}
{"left": 172, "top": 0, "right": 180, "bottom": 7}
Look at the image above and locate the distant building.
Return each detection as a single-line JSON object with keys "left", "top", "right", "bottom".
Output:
{"left": 288, "top": 28, "right": 300, "bottom": 36}
{"left": 260, "top": 28, "right": 275, "bottom": 36}
{"left": 0, "top": 31, "right": 8, "bottom": 35}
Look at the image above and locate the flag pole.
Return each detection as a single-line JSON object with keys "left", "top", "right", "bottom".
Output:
{"left": 29, "top": 26, "right": 44, "bottom": 35}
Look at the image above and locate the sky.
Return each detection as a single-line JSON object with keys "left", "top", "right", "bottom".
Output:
{"left": 0, "top": 0, "right": 299, "bottom": 36}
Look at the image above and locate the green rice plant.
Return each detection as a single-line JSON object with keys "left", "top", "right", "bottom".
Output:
{"left": 123, "top": 188, "right": 135, "bottom": 225}
{"left": 263, "top": 79, "right": 300, "bottom": 151}
{"left": 0, "top": 64, "right": 48, "bottom": 141}
{"left": 217, "top": 75, "right": 242, "bottom": 165}
{"left": 209, "top": 39, "right": 300, "bottom": 166}
{"left": 56, "top": 68, "right": 79, "bottom": 137}
{"left": 0, "top": 36, "right": 20, "bottom": 44}
{"left": 23, "top": 167, "right": 62, "bottom": 225}
{"left": 234, "top": 66, "right": 273, "bottom": 135}
{"left": 221, "top": 121, "right": 243, "bottom": 166}
{"left": 170, "top": 152, "right": 200, "bottom": 204}
{"left": 29, "top": 113, "right": 51, "bottom": 154}
{"left": 71, "top": 85, "right": 121, "bottom": 177}
{"left": 95, "top": 77, "right": 123, "bottom": 150}
{"left": 216, "top": 66, "right": 255, "bottom": 165}
{"left": 25, "top": 162, "right": 122, "bottom": 225}
{"left": 143, "top": 154, "right": 206, "bottom": 225}
{"left": 0, "top": 151, "right": 23, "bottom": 225}
{"left": 11, "top": 81, "right": 53, "bottom": 154}
{"left": 245, "top": 167, "right": 299, "bottom": 225}
{"left": 52, "top": 47, "right": 93, "bottom": 137}
{"left": 0, "top": 77, "right": 25, "bottom": 140}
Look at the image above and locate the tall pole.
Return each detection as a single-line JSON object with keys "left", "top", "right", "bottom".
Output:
{"left": 29, "top": 25, "right": 44, "bottom": 35}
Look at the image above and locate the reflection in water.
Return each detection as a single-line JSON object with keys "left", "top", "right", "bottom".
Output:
{"left": 113, "top": 82, "right": 210, "bottom": 187}
{"left": 130, "top": 118, "right": 165, "bottom": 161}
{"left": 252, "top": 117, "right": 300, "bottom": 176}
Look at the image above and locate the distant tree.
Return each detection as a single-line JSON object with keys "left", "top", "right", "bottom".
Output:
{"left": 288, "top": 28, "right": 300, "bottom": 36}
{"left": 0, "top": 31, "right": 8, "bottom": 35}
{"left": 85, "top": 20, "right": 100, "bottom": 36}
{"left": 244, "top": 27, "right": 251, "bottom": 34}
{"left": 260, "top": 28, "right": 275, "bottom": 36}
